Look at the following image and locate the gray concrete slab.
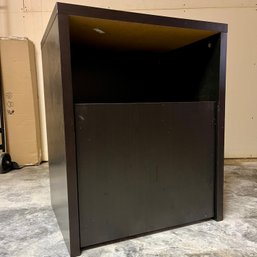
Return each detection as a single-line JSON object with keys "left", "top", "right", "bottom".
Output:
{"left": 0, "top": 160, "right": 256, "bottom": 257}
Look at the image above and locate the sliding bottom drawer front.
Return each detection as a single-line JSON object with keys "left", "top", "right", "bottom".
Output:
{"left": 75, "top": 102, "right": 215, "bottom": 247}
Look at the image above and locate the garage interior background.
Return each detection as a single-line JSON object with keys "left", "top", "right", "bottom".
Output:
{"left": 0, "top": 0, "right": 257, "bottom": 160}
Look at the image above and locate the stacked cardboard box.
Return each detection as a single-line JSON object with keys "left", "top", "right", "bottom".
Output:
{"left": 0, "top": 38, "right": 41, "bottom": 165}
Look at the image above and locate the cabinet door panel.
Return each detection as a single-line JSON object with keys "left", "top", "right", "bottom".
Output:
{"left": 75, "top": 102, "right": 215, "bottom": 247}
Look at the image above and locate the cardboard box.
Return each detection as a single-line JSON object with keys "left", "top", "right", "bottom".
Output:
{"left": 0, "top": 38, "right": 41, "bottom": 165}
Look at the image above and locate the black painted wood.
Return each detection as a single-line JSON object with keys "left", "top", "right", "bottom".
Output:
{"left": 42, "top": 17, "right": 70, "bottom": 248}
{"left": 214, "top": 32, "right": 227, "bottom": 221}
{"left": 41, "top": 3, "right": 227, "bottom": 256}
{"left": 75, "top": 102, "right": 215, "bottom": 247}
{"left": 58, "top": 3, "right": 227, "bottom": 34}
{"left": 41, "top": 15, "right": 80, "bottom": 257}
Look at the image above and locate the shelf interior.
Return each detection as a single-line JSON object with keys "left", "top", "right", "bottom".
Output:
{"left": 69, "top": 15, "right": 217, "bottom": 52}
{"left": 69, "top": 16, "right": 221, "bottom": 104}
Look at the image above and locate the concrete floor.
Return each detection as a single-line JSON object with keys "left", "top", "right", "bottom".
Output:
{"left": 0, "top": 159, "right": 257, "bottom": 257}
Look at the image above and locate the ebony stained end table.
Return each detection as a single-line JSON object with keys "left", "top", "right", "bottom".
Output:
{"left": 41, "top": 3, "right": 227, "bottom": 256}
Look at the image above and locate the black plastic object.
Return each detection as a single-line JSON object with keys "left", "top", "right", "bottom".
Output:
{"left": 0, "top": 153, "right": 23, "bottom": 174}
{"left": 0, "top": 153, "right": 12, "bottom": 173}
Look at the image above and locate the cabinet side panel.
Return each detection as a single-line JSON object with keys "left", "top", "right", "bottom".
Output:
{"left": 41, "top": 17, "right": 70, "bottom": 252}
{"left": 58, "top": 14, "right": 81, "bottom": 257}
{"left": 214, "top": 32, "right": 227, "bottom": 220}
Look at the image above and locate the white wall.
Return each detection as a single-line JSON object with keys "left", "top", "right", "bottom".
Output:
{"left": 1, "top": 0, "right": 257, "bottom": 159}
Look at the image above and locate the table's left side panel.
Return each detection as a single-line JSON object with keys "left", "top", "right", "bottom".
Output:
{"left": 41, "top": 13, "right": 80, "bottom": 257}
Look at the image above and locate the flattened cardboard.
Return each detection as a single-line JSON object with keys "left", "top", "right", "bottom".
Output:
{"left": 0, "top": 38, "right": 41, "bottom": 165}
